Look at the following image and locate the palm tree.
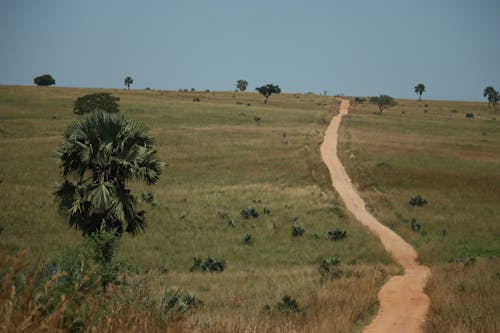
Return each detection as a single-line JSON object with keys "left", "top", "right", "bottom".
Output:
{"left": 483, "top": 86, "right": 498, "bottom": 109}
{"left": 414, "top": 83, "right": 425, "bottom": 101}
{"left": 54, "top": 110, "right": 162, "bottom": 239}
{"left": 124, "top": 76, "right": 133, "bottom": 90}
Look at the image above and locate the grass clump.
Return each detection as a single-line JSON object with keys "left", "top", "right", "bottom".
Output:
{"left": 409, "top": 195, "right": 428, "bottom": 207}
{"left": 241, "top": 234, "right": 254, "bottom": 245}
{"left": 291, "top": 225, "right": 304, "bottom": 237}
{"left": 190, "top": 256, "right": 226, "bottom": 272}
{"left": 161, "top": 289, "right": 202, "bottom": 318}
{"left": 240, "top": 207, "right": 259, "bottom": 219}
{"left": 327, "top": 229, "right": 347, "bottom": 240}
{"left": 319, "top": 256, "right": 343, "bottom": 281}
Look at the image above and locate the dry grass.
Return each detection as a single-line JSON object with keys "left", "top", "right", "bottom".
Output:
{"left": 424, "top": 257, "right": 500, "bottom": 333}
{"left": 339, "top": 97, "right": 500, "bottom": 332}
{"left": 0, "top": 86, "right": 396, "bottom": 332}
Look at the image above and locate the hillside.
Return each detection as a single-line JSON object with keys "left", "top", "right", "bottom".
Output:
{"left": 0, "top": 86, "right": 498, "bottom": 332}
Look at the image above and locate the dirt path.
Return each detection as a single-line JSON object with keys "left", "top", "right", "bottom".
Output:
{"left": 320, "top": 99, "right": 430, "bottom": 333}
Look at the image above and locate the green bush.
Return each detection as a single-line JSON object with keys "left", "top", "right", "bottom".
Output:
{"left": 291, "top": 225, "right": 304, "bottom": 237}
{"left": 141, "top": 192, "right": 154, "bottom": 203}
{"left": 327, "top": 229, "right": 347, "bottom": 240}
{"left": 410, "top": 218, "right": 422, "bottom": 232}
{"left": 190, "top": 256, "right": 226, "bottom": 272}
{"left": 319, "top": 256, "right": 342, "bottom": 281}
{"left": 276, "top": 295, "right": 300, "bottom": 313}
{"left": 161, "top": 289, "right": 202, "bottom": 318}
{"left": 34, "top": 74, "right": 55, "bottom": 86}
{"left": 409, "top": 195, "right": 428, "bottom": 206}
{"left": 466, "top": 113, "right": 474, "bottom": 118}
{"left": 263, "top": 207, "right": 271, "bottom": 215}
{"left": 242, "top": 234, "right": 253, "bottom": 245}
{"left": 241, "top": 207, "right": 259, "bottom": 219}
{"left": 73, "top": 92, "right": 120, "bottom": 114}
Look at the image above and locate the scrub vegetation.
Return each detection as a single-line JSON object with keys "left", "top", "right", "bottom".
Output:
{"left": 0, "top": 86, "right": 395, "bottom": 332}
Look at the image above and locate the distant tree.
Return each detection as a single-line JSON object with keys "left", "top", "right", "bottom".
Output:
{"left": 54, "top": 110, "right": 162, "bottom": 261}
{"left": 483, "top": 86, "right": 499, "bottom": 109}
{"left": 370, "top": 95, "right": 396, "bottom": 115}
{"left": 124, "top": 76, "right": 133, "bottom": 90}
{"left": 236, "top": 80, "right": 248, "bottom": 92}
{"left": 34, "top": 74, "right": 55, "bottom": 86}
{"left": 255, "top": 84, "right": 281, "bottom": 104}
{"left": 73, "top": 92, "right": 120, "bottom": 114}
{"left": 414, "top": 83, "right": 425, "bottom": 101}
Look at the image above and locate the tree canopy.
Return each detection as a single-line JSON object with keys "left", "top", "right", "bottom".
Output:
{"left": 54, "top": 110, "right": 162, "bottom": 237}
{"left": 255, "top": 84, "right": 281, "bottom": 104}
{"left": 124, "top": 76, "right": 133, "bottom": 89}
{"left": 73, "top": 92, "right": 120, "bottom": 115}
{"left": 236, "top": 80, "right": 248, "bottom": 92}
{"left": 34, "top": 74, "right": 56, "bottom": 86}
{"left": 414, "top": 83, "right": 425, "bottom": 101}
{"left": 483, "top": 86, "right": 499, "bottom": 109}
{"left": 370, "top": 95, "right": 396, "bottom": 115}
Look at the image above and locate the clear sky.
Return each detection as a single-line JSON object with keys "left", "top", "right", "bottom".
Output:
{"left": 1, "top": 0, "right": 499, "bottom": 101}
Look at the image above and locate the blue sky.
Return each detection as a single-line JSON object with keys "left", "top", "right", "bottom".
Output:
{"left": 1, "top": 0, "right": 499, "bottom": 101}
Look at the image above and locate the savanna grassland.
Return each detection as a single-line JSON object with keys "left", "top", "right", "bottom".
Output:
{"left": 0, "top": 86, "right": 397, "bottom": 332}
{"left": 338, "top": 99, "right": 500, "bottom": 332}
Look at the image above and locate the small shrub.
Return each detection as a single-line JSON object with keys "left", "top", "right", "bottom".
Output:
{"left": 410, "top": 218, "right": 422, "bottom": 232}
{"left": 192, "top": 97, "right": 201, "bottom": 102}
{"left": 227, "top": 219, "right": 236, "bottom": 227}
{"left": 73, "top": 92, "right": 120, "bottom": 114}
{"left": 141, "top": 192, "right": 154, "bottom": 203}
{"left": 254, "top": 116, "right": 262, "bottom": 123}
{"left": 190, "top": 257, "right": 225, "bottom": 272}
{"left": 191, "top": 88, "right": 195, "bottom": 92}
{"left": 241, "top": 207, "right": 259, "bottom": 219}
{"left": 354, "top": 97, "right": 366, "bottom": 103}
{"left": 466, "top": 113, "right": 474, "bottom": 118}
{"left": 242, "top": 234, "right": 253, "bottom": 245}
{"left": 450, "top": 109, "right": 458, "bottom": 113}
{"left": 440, "top": 228, "right": 448, "bottom": 237}
{"left": 409, "top": 195, "right": 428, "bottom": 206}
{"left": 179, "top": 212, "right": 188, "bottom": 219}
{"left": 327, "top": 229, "right": 347, "bottom": 240}
{"left": 312, "top": 233, "right": 321, "bottom": 239}
{"left": 291, "top": 225, "right": 304, "bottom": 237}
{"left": 319, "top": 256, "right": 342, "bottom": 281}
{"left": 161, "top": 289, "right": 201, "bottom": 318}
{"left": 276, "top": 295, "right": 300, "bottom": 313}
{"left": 263, "top": 207, "right": 271, "bottom": 215}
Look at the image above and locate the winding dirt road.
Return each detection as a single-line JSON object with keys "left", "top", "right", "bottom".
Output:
{"left": 320, "top": 99, "right": 431, "bottom": 333}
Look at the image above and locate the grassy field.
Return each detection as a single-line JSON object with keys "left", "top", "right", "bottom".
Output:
{"left": 0, "top": 86, "right": 396, "bottom": 332}
{"left": 338, "top": 98, "right": 500, "bottom": 332}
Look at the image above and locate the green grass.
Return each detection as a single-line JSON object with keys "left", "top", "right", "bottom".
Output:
{"left": 340, "top": 97, "right": 500, "bottom": 332}
{"left": 0, "top": 86, "right": 393, "bottom": 332}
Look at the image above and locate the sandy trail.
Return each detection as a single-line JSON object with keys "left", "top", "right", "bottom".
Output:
{"left": 320, "top": 99, "right": 430, "bottom": 333}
